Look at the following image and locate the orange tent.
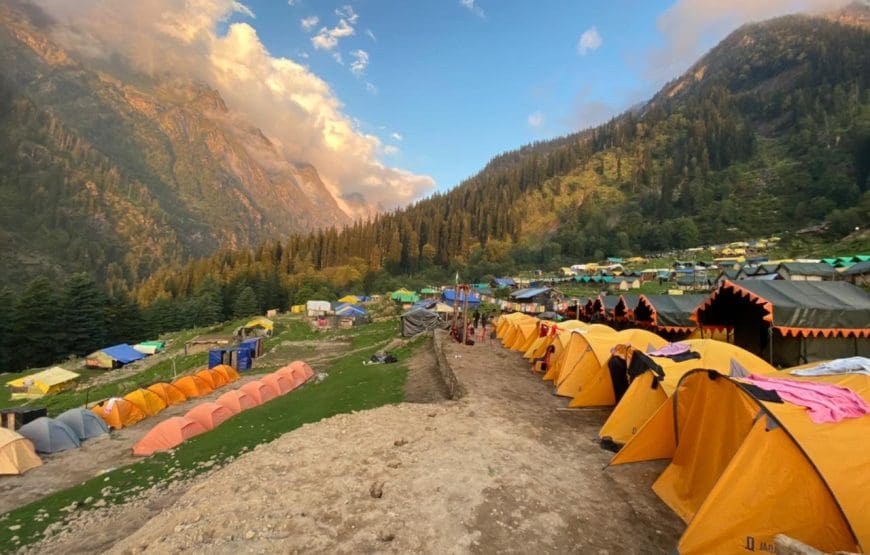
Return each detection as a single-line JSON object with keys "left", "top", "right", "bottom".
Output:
{"left": 215, "top": 390, "right": 259, "bottom": 414}
{"left": 172, "top": 375, "right": 213, "bottom": 398}
{"left": 262, "top": 373, "right": 294, "bottom": 396}
{"left": 123, "top": 388, "right": 168, "bottom": 416}
{"left": 207, "top": 368, "right": 229, "bottom": 388}
{"left": 185, "top": 402, "right": 234, "bottom": 430}
{"left": 211, "top": 364, "right": 241, "bottom": 384}
{"left": 240, "top": 380, "right": 277, "bottom": 404}
{"left": 132, "top": 416, "right": 207, "bottom": 456}
{"left": 147, "top": 382, "right": 188, "bottom": 406}
{"left": 91, "top": 398, "right": 146, "bottom": 429}
{"left": 277, "top": 360, "right": 314, "bottom": 386}
{"left": 195, "top": 369, "right": 217, "bottom": 389}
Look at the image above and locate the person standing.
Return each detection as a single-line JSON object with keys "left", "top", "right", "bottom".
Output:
{"left": 473, "top": 309, "right": 481, "bottom": 329}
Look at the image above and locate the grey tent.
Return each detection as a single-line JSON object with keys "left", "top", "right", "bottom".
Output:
{"left": 56, "top": 408, "right": 110, "bottom": 441}
{"left": 634, "top": 294, "right": 708, "bottom": 333}
{"left": 401, "top": 308, "right": 448, "bottom": 337}
{"left": 693, "top": 280, "right": 870, "bottom": 366}
{"left": 18, "top": 417, "right": 81, "bottom": 454}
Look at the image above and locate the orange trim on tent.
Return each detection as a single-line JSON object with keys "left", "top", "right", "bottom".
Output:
{"left": 694, "top": 280, "right": 869, "bottom": 339}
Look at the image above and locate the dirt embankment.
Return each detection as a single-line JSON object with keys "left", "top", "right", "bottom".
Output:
{"left": 26, "top": 332, "right": 682, "bottom": 554}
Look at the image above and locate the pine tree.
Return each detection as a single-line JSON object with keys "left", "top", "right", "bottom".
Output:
{"left": 13, "top": 277, "right": 65, "bottom": 369}
{"left": 233, "top": 286, "right": 260, "bottom": 318}
{"left": 62, "top": 273, "right": 107, "bottom": 356}
{"left": 0, "top": 287, "right": 14, "bottom": 371}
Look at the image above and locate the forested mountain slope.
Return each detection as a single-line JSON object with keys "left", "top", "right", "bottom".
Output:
{"left": 0, "top": 3, "right": 350, "bottom": 288}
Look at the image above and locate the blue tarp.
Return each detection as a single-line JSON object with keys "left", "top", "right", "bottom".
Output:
{"left": 441, "top": 289, "right": 481, "bottom": 305}
{"left": 412, "top": 299, "right": 437, "bottom": 310}
{"left": 336, "top": 305, "right": 368, "bottom": 317}
{"left": 240, "top": 337, "right": 263, "bottom": 357}
{"left": 100, "top": 344, "right": 145, "bottom": 364}
{"left": 208, "top": 349, "right": 225, "bottom": 369}
{"left": 229, "top": 347, "right": 253, "bottom": 370}
{"left": 492, "top": 278, "right": 516, "bottom": 288}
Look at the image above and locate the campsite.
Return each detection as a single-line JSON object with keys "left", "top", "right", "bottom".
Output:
{"left": 1, "top": 1, "right": 870, "bottom": 553}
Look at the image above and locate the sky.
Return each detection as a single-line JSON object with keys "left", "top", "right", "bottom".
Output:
{"left": 36, "top": 0, "right": 850, "bottom": 210}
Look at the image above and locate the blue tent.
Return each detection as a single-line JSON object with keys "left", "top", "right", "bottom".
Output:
{"left": 101, "top": 344, "right": 145, "bottom": 364}
{"left": 19, "top": 417, "right": 81, "bottom": 453}
{"left": 336, "top": 304, "right": 368, "bottom": 317}
{"left": 441, "top": 289, "right": 481, "bottom": 306}
{"left": 56, "top": 408, "right": 109, "bottom": 441}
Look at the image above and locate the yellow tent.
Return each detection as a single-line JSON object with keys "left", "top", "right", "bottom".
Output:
{"left": 337, "top": 295, "right": 360, "bottom": 304}
{"left": 502, "top": 315, "right": 537, "bottom": 349}
{"left": 542, "top": 324, "right": 617, "bottom": 382}
{"left": 514, "top": 318, "right": 543, "bottom": 353}
{"left": 123, "top": 388, "right": 168, "bottom": 417}
{"left": 290, "top": 304, "right": 305, "bottom": 314}
{"left": 611, "top": 370, "right": 870, "bottom": 555}
{"left": 555, "top": 328, "right": 668, "bottom": 406}
{"left": 0, "top": 428, "right": 42, "bottom": 475}
{"left": 5, "top": 367, "right": 80, "bottom": 400}
{"left": 598, "top": 339, "right": 775, "bottom": 445}
{"left": 243, "top": 316, "right": 274, "bottom": 334}
{"left": 525, "top": 320, "right": 587, "bottom": 361}
{"left": 495, "top": 312, "right": 525, "bottom": 339}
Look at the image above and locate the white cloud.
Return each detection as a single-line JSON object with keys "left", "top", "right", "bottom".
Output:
{"left": 527, "top": 111, "right": 543, "bottom": 128}
{"left": 384, "top": 145, "right": 399, "bottom": 155}
{"left": 332, "top": 51, "right": 343, "bottom": 65}
{"left": 365, "top": 81, "right": 378, "bottom": 95}
{"left": 287, "top": 0, "right": 298, "bottom": 5}
{"left": 312, "top": 18, "right": 355, "bottom": 50}
{"left": 36, "top": 0, "right": 434, "bottom": 211}
{"left": 365, "top": 29, "right": 377, "bottom": 41}
{"left": 335, "top": 5, "right": 358, "bottom": 24}
{"left": 577, "top": 26, "right": 602, "bottom": 55}
{"left": 350, "top": 49, "right": 369, "bottom": 76}
{"left": 231, "top": 1, "right": 254, "bottom": 18}
{"left": 300, "top": 16, "right": 318, "bottom": 32}
{"left": 390, "top": 132, "right": 403, "bottom": 142}
{"left": 460, "top": 0, "right": 484, "bottom": 18}
{"left": 647, "top": 0, "right": 851, "bottom": 85}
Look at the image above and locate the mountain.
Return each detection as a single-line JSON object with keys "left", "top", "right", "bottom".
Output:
{"left": 0, "top": 2, "right": 351, "bottom": 288}
{"left": 132, "top": 5, "right": 870, "bottom": 305}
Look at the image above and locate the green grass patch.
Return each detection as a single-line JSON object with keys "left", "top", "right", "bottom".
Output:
{"left": 0, "top": 321, "right": 422, "bottom": 551}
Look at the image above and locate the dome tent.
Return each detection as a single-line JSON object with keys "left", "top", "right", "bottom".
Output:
{"left": 0, "top": 428, "right": 42, "bottom": 475}
{"left": 185, "top": 402, "right": 234, "bottom": 430}
{"left": 132, "top": 417, "right": 207, "bottom": 457}
{"left": 56, "top": 408, "right": 109, "bottom": 440}
{"left": 147, "top": 382, "right": 188, "bottom": 406}
{"left": 91, "top": 398, "right": 146, "bottom": 429}
{"left": 240, "top": 380, "right": 276, "bottom": 404}
{"left": 18, "top": 417, "right": 81, "bottom": 454}
{"left": 216, "top": 390, "right": 259, "bottom": 414}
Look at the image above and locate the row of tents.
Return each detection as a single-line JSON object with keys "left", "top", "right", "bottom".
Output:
{"left": 89, "top": 365, "right": 244, "bottom": 430}
{"left": 132, "top": 361, "right": 314, "bottom": 456}
{"left": 495, "top": 313, "right": 869, "bottom": 554}
{"left": 0, "top": 408, "right": 110, "bottom": 475}
{"left": 574, "top": 280, "right": 870, "bottom": 366}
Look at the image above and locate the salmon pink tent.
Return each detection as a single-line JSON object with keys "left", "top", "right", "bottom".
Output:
{"left": 185, "top": 402, "right": 234, "bottom": 430}
{"left": 132, "top": 417, "right": 207, "bottom": 456}
{"left": 215, "top": 390, "right": 259, "bottom": 414}
{"left": 240, "top": 380, "right": 277, "bottom": 404}
{"left": 276, "top": 360, "right": 314, "bottom": 386}
{"left": 262, "top": 373, "right": 294, "bottom": 396}
{"left": 172, "top": 375, "right": 213, "bottom": 398}
{"left": 147, "top": 383, "right": 188, "bottom": 406}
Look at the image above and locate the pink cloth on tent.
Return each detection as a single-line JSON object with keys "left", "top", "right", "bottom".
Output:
{"left": 744, "top": 374, "right": 870, "bottom": 424}
{"left": 648, "top": 343, "right": 690, "bottom": 357}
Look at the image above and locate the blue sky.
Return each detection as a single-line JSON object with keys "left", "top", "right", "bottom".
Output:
{"left": 221, "top": 0, "right": 842, "bottom": 198}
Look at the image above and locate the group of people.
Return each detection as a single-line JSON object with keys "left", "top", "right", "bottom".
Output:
{"left": 451, "top": 309, "right": 495, "bottom": 345}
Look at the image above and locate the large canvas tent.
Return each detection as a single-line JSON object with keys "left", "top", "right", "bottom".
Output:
{"left": 86, "top": 344, "right": 146, "bottom": 369}
{"left": 401, "top": 308, "right": 448, "bottom": 337}
{"left": 610, "top": 370, "right": 870, "bottom": 554}
{"left": 5, "top": 367, "right": 80, "bottom": 400}
{"left": 693, "top": 280, "right": 870, "bottom": 366}
{"left": 598, "top": 339, "right": 776, "bottom": 446}
{"left": 0, "top": 428, "right": 42, "bottom": 475}
{"left": 56, "top": 408, "right": 109, "bottom": 441}
{"left": 633, "top": 295, "right": 707, "bottom": 336}
{"left": 18, "top": 417, "right": 81, "bottom": 454}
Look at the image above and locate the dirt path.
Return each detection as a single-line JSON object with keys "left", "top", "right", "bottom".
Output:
{"left": 25, "top": 332, "right": 683, "bottom": 554}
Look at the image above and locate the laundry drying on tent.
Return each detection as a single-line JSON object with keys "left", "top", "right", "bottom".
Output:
{"left": 91, "top": 397, "right": 146, "bottom": 429}
{"left": 609, "top": 369, "right": 870, "bottom": 555}
{"left": 598, "top": 339, "right": 776, "bottom": 447}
